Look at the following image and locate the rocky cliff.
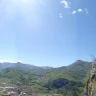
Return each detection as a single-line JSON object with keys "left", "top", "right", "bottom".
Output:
{"left": 83, "top": 59, "right": 96, "bottom": 96}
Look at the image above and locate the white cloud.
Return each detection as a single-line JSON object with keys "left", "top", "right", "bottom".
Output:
{"left": 59, "top": 13, "right": 63, "bottom": 18}
{"left": 77, "top": 8, "right": 83, "bottom": 12}
{"left": 60, "top": 0, "right": 70, "bottom": 8}
{"left": 71, "top": 8, "right": 83, "bottom": 15}
{"left": 72, "top": 11, "right": 76, "bottom": 14}
{"left": 85, "top": 8, "right": 88, "bottom": 14}
{"left": 60, "top": 15, "right": 63, "bottom": 18}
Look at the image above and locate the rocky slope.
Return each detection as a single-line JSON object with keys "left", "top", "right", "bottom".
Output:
{"left": 83, "top": 59, "right": 96, "bottom": 96}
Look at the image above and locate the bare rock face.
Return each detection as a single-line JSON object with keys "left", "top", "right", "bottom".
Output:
{"left": 83, "top": 59, "right": 96, "bottom": 96}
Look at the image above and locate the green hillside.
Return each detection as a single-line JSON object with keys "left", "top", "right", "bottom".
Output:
{"left": 0, "top": 60, "right": 92, "bottom": 96}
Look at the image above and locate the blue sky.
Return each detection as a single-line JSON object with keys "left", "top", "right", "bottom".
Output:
{"left": 0, "top": 0, "right": 95, "bottom": 67}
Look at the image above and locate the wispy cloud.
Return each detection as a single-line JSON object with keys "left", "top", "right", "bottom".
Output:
{"left": 85, "top": 8, "right": 88, "bottom": 14}
{"left": 77, "top": 8, "right": 83, "bottom": 12}
{"left": 59, "top": 13, "right": 63, "bottom": 18}
{"left": 60, "top": 0, "right": 88, "bottom": 15}
{"left": 72, "top": 8, "right": 83, "bottom": 15}
{"left": 72, "top": 11, "right": 76, "bottom": 14}
{"left": 60, "top": 0, "right": 70, "bottom": 8}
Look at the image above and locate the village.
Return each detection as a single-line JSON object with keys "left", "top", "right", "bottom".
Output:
{"left": 0, "top": 85, "right": 36, "bottom": 96}
{"left": 0, "top": 86, "right": 63, "bottom": 96}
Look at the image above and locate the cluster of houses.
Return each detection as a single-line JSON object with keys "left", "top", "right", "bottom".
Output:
{"left": 0, "top": 86, "right": 35, "bottom": 96}
{"left": 19, "top": 89, "right": 36, "bottom": 96}
{"left": 0, "top": 86, "right": 17, "bottom": 96}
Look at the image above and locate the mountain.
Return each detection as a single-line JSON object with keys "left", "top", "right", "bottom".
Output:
{"left": 0, "top": 62, "right": 16, "bottom": 70}
{"left": 0, "top": 62, "right": 53, "bottom": 71}
{"left": 50, "top": 60, "right": 92, "bottom": 81}
{"left": 0, "top": 60, "right": 92, "bottom": 96}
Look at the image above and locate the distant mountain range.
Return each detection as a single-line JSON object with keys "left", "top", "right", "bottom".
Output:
{"left": 0, "top": 62, "right": 53, "bottom": 71}
{"left": 0, "top": 60, "right": 91, "bottom": 70}
{"left": 0, "top": 60, "right": 92, "bottom": 83}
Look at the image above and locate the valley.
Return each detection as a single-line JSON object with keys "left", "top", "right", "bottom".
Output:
{"left": 0, "top": 60, "right": 92, "bottom": 96}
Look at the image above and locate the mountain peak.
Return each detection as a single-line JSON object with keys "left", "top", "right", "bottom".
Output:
{"left": 76, "top": 60, "right": 89, "bottom": 62}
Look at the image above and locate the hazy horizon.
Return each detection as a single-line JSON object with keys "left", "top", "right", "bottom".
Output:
{"left": 0, "top": 59, "right": 92, "bottom": 68}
